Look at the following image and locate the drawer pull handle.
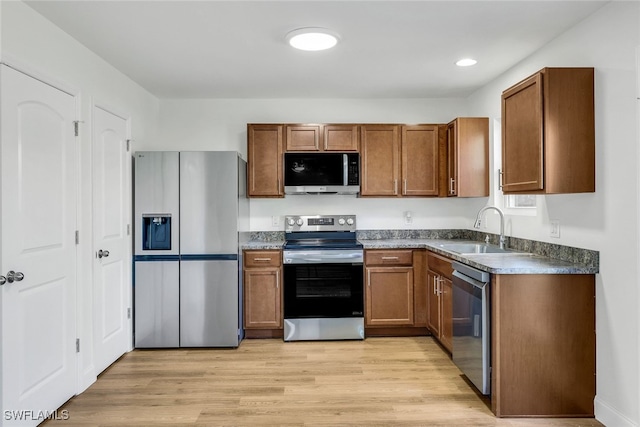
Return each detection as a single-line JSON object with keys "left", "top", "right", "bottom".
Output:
{"left": 381, "top": 256, "right": 399, "bottom": 260}
{"left": 254, "top": 258, "right": 272, "bottom": 261}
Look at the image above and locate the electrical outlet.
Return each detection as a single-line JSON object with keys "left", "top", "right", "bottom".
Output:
{"left": 404, "top": 211, "right": 412, "bottom": 225}
{"left": 271, "top": 216, "right": 280, "bottom": 227}
{"left": 550, "top": 220, "right": 560, "bottom": 238}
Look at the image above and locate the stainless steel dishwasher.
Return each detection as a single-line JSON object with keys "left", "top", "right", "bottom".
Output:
{"left": 451, "top": 261, "right": 491, "bottom": 395}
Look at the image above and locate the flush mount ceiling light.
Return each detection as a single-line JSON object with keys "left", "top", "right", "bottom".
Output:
{"left": 286, "top": 27, "right": 340, "bottom": 51}
{"left": 456, "top": 58, "right": 478, "bottom": 67}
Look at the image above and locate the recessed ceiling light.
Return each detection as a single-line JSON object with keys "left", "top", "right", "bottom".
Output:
{"left": 286, "top": 27, "right": 340, "bottom": 51}
{"left": 456, "top": 58, "right": 478, "bottom": 67}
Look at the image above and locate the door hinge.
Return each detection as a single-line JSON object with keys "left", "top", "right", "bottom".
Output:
{"left": 75, "top": 230, "right": 79, "bottom": 245}
{"left": 126, "top": 224, "right": 130, "bottom": 236}
{"left": 73, "top": 120, "right": 84, "bottom": 137}
{"left": 126, "top": 139, "right": 131, "bottom": 152}
{"left": 127, "top": 308, "right": 131, "bottom": 319}
{"left": 76, "top": 338, "right": 80, "bottom": 353}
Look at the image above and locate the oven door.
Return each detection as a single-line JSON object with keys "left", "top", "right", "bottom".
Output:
{"left": 283, "top": 249, "right": 364, "bottom": 319}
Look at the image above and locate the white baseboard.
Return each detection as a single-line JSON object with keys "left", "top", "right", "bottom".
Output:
{"left": 595, "top": 397, "right": 637, "bottom": 427}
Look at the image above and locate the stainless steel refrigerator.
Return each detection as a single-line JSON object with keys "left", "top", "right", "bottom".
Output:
{"left": 133, "top": 151, "right": 248, "bottom": 348}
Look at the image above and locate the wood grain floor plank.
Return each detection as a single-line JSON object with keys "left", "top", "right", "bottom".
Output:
{"left": 43, "top": 337, "right": 603, "bottom": 427}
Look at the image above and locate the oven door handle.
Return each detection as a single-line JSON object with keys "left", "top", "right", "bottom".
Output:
{"left": 283, "top": 250, "right": 364, "bottom": 264}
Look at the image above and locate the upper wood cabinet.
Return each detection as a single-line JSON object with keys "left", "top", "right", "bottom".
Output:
{"left": 360, "top": 124, "right": 439, "bottom": 197}
{"left": 360, "top": 125, "right": 401, "bottom": 196}
{"left": 284, "top": 124, "right": 359, "bottom": 152}
{"left": 501, "top": 67, "right": 595, "bottom": 194}
{"left": 324, "top": 124, "right": 359, "bottom": 151}
{"left": 402, "top": 125, "right": 439, "bottom": 196}
{"left": 247, "top": 124, "right": 283, "bottom": 197}
{"left": 285, "top": 124, "right": 321, "bottom": 151}
{"left": 444, "top": 118, "right": 489, "bottom": 197}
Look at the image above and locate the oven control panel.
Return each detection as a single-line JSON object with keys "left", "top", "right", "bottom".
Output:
{"left": 285, "top": 215, "right": 356, "bottom": 232}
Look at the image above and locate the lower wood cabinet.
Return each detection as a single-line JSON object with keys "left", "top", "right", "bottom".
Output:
{"left": 243, "top": 250, "right": 283, "bottom": 336}
{"left": 491, "top": 273, "right": 596, "bottom": 417}
{"left": 427, "top": 251, "right": 454, "bottom": 352}
{"left": 364, "top": 249, "right": 427, "bottom": 334}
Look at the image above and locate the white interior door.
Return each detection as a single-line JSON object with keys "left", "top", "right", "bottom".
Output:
{"left": 92, "top": 105, "right": 131, "bottom": 374}
{"left": 0, "top": 65, "right": 77, "bottom": 426}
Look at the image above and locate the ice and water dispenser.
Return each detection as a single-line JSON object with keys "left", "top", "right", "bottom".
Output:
{"left": 142, "top": 215, "right": 172, "bottom": 250}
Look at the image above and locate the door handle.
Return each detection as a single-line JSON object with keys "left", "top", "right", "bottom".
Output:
{"left": 0, "top": 275, "right": 5, "bottom": 286}
{"left": 5, "top": 271, "right": 24, "bottom": 284}
{"left": 97, "top": 249, "right": 110, "bottom": 259}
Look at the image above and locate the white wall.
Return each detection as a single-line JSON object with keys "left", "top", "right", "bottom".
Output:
{"left": 156, "top": 98, "right": 489, "bottom": 231}
{"left": 3, "top": 1, "right": 638, "bottom": 425}
{"left": 0, "top": 1, "right": 160, "bottom": 393}
{"left": 466, "top": 2, "right": 640, "bottom": 426}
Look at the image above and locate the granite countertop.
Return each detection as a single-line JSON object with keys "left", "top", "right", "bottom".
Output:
{"left": 241, "top": 240, "right": 285, "bottom": 250}
{"left": 359, "top": 239, "right": 598, "bottom": 275}
{"left": 241, "top": 236, "right": 598, "bottom": 275}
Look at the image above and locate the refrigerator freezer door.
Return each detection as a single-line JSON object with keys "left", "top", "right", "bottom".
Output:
{"left": 180, "top": 151, "right": 239, "bottom": 255}
{"left": 134, "top": 261, "right": 180, "bottom": 347}
{"left": 134, "top": 152, "right": 179, "bottom": 256}
{"left": 180, "top": 260, "right": 239, "bottom": 347}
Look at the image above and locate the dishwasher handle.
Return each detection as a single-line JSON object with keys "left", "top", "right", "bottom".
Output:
{"left": 451, "top": 261, "right": 490, "bottom": 283}
{"left": 452, "top": 270, "right": 489, "bottom": 290}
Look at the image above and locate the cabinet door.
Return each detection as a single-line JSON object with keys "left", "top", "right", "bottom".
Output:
{"left": 324, "top": 125, "right": 358, "bottom": 151}
{"left": 501, "top": 73, "right": 544, "bottom": 192}
{"left": 446, "top": 121, "right": 458, "bottom": 196}
{"left": 285, "top": 124, "right": 321, "bottom": 151}
{"left": 401, "top": 125, "right": 438, "bottom": 196}
{"left": 248, "top": 124, "right": 283, "bottom": 197}
{"left": 360, "top": 125, "right": 400, "bottom": 196}
{"left": 365, "top": 266, "right": 414, "bottom": 326}
{"left": 440, "top": 277, "right": 453, "bottom": 352}
{"left": 244, "top": 268, "right": 282, "bottom": 329}
{"left": 426, "top": 270, "right": 441, "bottom": 337}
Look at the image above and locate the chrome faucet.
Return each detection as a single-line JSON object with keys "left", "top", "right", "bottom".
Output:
{"left": 474, "top": 206, "right": 506, "bottom": 249}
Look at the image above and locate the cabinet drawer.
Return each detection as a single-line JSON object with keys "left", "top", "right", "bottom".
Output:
{"left": 427, "top": 252, "right": 453, "bottom": 278}
{"left": 365, "top": 250, "right": 413, "bottom": 266}
{"left": 244, "top": 250, "right": 282, "bottom": 268}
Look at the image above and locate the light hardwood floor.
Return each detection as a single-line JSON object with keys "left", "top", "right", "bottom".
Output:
{"left": 44, "top": 337, "right": 603, "bottom": 426}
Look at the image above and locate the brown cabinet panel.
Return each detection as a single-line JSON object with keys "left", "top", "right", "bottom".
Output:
{"left": 426, "top": 252, "right": 453, "bottom": 278}
{"left": 247, "top": 124, "right": 283, "bottom": 197}
{"left": 244, "top": 269, "right": 282, "bottom": 329}
{"left": 446, "top": 118, "right": 489, "bottom": 197}
{"left": 243, "top": 250, "right": 283, "bottom": 330}
{"left": 491, "top": 274, "right": 595, "bottom": 417}
{"left": 440, "top": 278, "right": 452, "bottom": 352}
{"left": 426, "top": 270, "right": 441, "bottom": 337}
{"left": 501, "top": 74, "right": 544, "bottom": 192}
{"left": 427, "top": 251, "right": 454, "bottom": 351}
{"left": 324, "top": 125, "right": 358, "bottom": 151}
{"left": 365, "top": 249, "right": 413, "bottom": 266}
{"left": 501, "top": 68, "right": 595, "bottom": 194}
{"left": 285, "top": 124, "right": 321, "bottom": 151}
{"left": 244, "top": 250, "right": 281, "bottom": 268}
{"left": 401, "top": 125, "right": 439, "bottom": 196}
{"left": 360, "top": 125, "right": 400, "bottom": 196}
{"left": 365, "top": 266, "right": 414, "bottom": 326}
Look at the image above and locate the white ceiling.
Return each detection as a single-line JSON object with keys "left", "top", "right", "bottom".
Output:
{"left": 25, "top": 1, "right": 608, "bottom": 99}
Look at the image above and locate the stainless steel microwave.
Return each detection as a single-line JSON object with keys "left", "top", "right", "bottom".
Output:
{"left": 284, "top": 153, "right": 360, "bottom": 195}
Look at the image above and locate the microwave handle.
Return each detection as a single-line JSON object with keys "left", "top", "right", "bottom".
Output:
{"left": 343, "top": 154, "right": 348, "bottom": 186}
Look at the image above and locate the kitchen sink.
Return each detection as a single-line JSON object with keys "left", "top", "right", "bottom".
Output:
{"left": 436, "top": 242, "right": 516, "bottom": 254}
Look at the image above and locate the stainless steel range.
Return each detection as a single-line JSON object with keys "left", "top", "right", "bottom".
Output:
{"left": 283, "top": 215, "right": 365, "bottom": 341}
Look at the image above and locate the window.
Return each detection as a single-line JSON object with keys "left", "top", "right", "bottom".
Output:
{"left": 503, "top": 194, "right": 538, "bottom": 216}
{"left": 505, "top": 194, "right": 536, "bottom": 209}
